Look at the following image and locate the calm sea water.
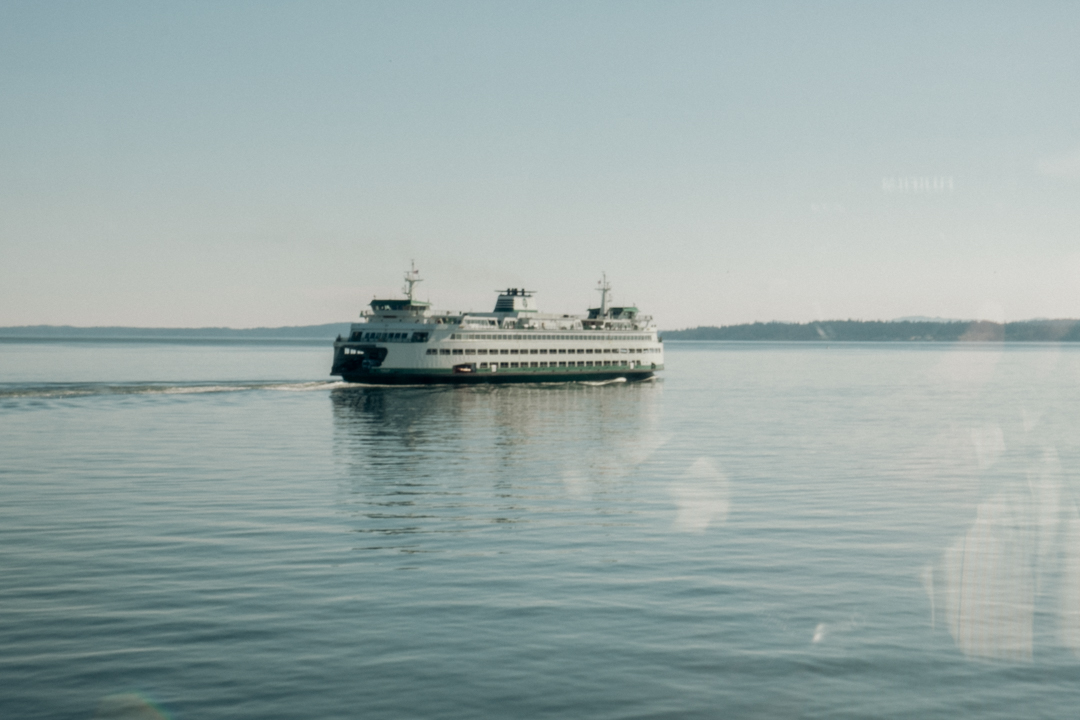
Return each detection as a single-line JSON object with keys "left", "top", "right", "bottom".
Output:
{"left": 3, "top": 340, "right": 1080, "bottom": 719}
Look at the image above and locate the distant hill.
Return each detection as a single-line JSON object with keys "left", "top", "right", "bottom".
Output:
{"left": 0, "top": 323, "right": 353, "bottom": 341}
{"left": 661, "top": 320, "right": 1080, "bottom": 342}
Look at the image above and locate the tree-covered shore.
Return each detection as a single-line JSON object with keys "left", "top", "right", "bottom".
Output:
{"left": 661, "top": 320, "right": 1080, "bottom": 342}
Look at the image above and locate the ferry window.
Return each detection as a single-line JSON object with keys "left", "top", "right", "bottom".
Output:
{"left": 558, "top": 361, "right": 566, "bottom": 367}
{"left": 500, "top": 349, "right": 509, "bottom": 355}
{"left": 510, "top": 349, "right": 519, "bottom": 354}
{"left": 530, "top": 362, "right": 538, "bottom": 367}
{"left": 480, "top": 362, "right": 488, "bottom": 368}
{"left": 452, "top": 349, "right": 463, "bottom": 355}
{"left": 440, "top": 349, "right": 451, "bottom": 355}
{"left": 426, "top": 349, "right": 437, "bottom": 355}
{"left": 465, "top": 349, "right": 476, "bottom": 355}
{"left": 411, "top": 332, "right": 429, "bottom": 342}
{"left": 576, "top": 349, "right": 584, "bottom": 354}
{"left": 510, "top": 362, "right": 519, "bottom": 368}
{"left": 558, "top": 349, "right": 566, "bottom": 354}
{"left": 529, "top": 349, "right": 538, "bottom": 354}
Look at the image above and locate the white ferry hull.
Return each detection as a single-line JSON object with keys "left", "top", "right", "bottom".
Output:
{"left": 338, "top": 367, "right": 657, "bottom": 385}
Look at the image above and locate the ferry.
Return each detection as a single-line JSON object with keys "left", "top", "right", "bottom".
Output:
{"left": 331, "top": 264, "right": 664, "bottom": 384}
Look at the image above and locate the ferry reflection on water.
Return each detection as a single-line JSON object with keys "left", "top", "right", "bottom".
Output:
{"left": 329, "top": 380, "right": 665, "bottom": 482}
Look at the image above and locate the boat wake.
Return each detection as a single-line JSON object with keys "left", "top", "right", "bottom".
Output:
{"left": 0, "top": 381, "right": 350, "bottom": 401}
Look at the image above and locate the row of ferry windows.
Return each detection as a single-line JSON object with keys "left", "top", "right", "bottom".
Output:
{"left": 350, "top": 331, "right": 655, "bottom": 343}
{"left": 428, "top": 347, "right": 660, "bottom": 356}
{"left": 450, "top": 333, "right": 653, "bottom": 341}
{"left": 352, "top": 331, "right": 429, "bottom": 343}
{"left": 476, "top": 360, "right": 635, "bottom": 368}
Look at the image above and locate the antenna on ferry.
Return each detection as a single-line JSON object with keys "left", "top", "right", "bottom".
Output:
{"left": 596, "top": 272, "right": 611, "bottom": 317}
{"left": 403, "top": 260, "right": 422, "bottom": 301}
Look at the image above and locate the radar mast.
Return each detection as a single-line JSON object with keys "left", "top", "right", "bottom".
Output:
{"left": 402, "top": 261, "right": 422, "bottom": 301}
{"left": 596, "top": 272, "right": 612, "bottom": 317}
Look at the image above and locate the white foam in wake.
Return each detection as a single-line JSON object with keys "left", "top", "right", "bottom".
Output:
{"left": 580, "top": 377, "right": 628, "bottom": 387}
{"left": 264, "top": 381, "right": 352, "bottom": 392}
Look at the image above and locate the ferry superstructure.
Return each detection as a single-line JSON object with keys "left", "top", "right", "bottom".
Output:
{"left": 331, "top": 265, "right": 664, "bottom": 384}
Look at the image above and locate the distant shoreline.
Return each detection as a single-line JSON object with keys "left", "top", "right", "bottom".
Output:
{"left": 4, "top": 319, "right": 1080, "bottom": 343}
{"left": 660, "top": 320, "right": 1080, "bottom": 342}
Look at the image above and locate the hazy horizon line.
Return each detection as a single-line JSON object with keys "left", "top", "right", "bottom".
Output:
{"left": 3, "top": 318, "right": 1080, "bottom": 334}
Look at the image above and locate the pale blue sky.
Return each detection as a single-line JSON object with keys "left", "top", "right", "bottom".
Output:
{"left": 2, "top": 1, "right": 1078, "bottom": 328}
